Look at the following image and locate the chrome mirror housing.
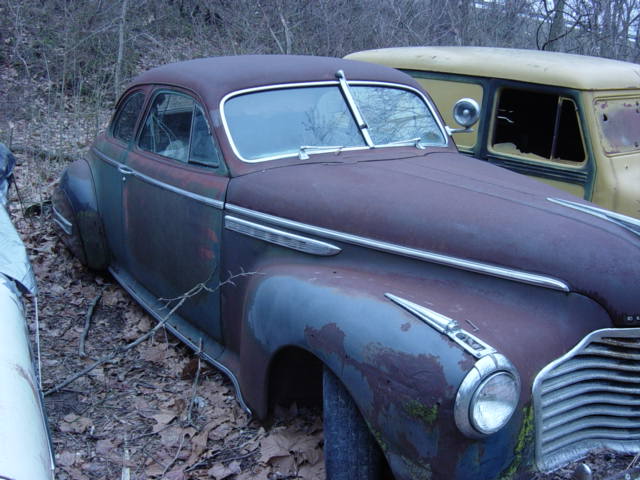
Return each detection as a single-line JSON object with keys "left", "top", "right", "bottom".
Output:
{"left": 446, "top": 98, "right": 480, "bottom": 135}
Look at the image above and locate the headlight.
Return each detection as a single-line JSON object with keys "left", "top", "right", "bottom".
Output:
{"left": 470, "top": 372, "right": 519, "bottom": 434}
{"left": 454, "top": 354, "right": 521, "bottom": 438}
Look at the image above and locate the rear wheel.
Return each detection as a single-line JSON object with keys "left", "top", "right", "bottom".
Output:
{"left": 323, "top": 367, "right": 382, "bottom": 480}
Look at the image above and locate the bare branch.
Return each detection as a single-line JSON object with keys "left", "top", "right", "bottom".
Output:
{"left": 79, "top": 293, "right": 101, "bottom": 358}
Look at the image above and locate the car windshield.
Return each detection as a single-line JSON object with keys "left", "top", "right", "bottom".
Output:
{"left": 223, "top": 83, "right": 445, "bottom": 161}
{"left": 595, "top": 95, "right": 640, "bottom": 155}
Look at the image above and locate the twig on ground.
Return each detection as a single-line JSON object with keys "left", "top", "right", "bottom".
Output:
{"left": 161, "top": 431, "right": 187, "bottom": 479}
{"left": 79, "top": 293, "right": 101, "bottom": 357}
{"left": 185, "top": 339, "right": 203, "bottom": 428}
{"left": 44, "top": 270, "right": 257, "bottom": 396}
{"left": 627, "top": 452, "right": 640, "bottom": 470}
{"left": 121, "top": 433, "right": 131, "bottom": 480}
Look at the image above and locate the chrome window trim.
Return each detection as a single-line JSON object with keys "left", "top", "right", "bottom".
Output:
{"left": 92, "top": 148, "right": 224, "bottom": 209}
{"left": 225, "top": 204, "right": 571, "bottom": 292}
{"left": 225, "top": 215, "right": 341, "bottom": 256}
{"left": 52, "top": 205, "right": 73, "bottom": 235}
{"left": 335, "top": 70, "right": 374, "bottom": 146}
{"left": 385, "top": 293, "right": 496, "bottom": 358}
{"left": 219, "top": 80, "right": 449, "bottom": 163}
{"left": 548, "top": 197, "right": 640, "bottom": 238}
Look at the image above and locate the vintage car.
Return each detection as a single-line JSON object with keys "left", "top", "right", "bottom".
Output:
{"left": 52, "top": 55, "right": 640, "bottom": 480}
{"left": 346, "top": 47, "right": 640, "bottom": 219}
{"left": 0, "top": 144, "right": 55, "bottom": 480}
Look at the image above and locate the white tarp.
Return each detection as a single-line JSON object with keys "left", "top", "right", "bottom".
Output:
{"left": 0, "top": 143, "right": 36, "bottom": 295}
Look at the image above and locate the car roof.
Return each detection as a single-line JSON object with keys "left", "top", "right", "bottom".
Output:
{"left": 128, "top": 55, "right": 422, "bottom": 107}
{"left": 346, "top": 47, "right": 640, "bottom": 91}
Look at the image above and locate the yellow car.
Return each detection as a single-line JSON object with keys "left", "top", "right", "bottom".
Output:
{"left": 347, "top": 47, "right": 640, "bottom": 219}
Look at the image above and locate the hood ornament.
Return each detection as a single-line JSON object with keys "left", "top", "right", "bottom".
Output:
{"left": 385, "top": 293, "right": 496, "bottom": 358}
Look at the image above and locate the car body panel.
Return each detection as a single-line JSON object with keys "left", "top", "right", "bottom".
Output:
{"left": 346, "top": 47, "right": 640, "bottom": 219}
{"left": 52, "top": 56, "right": 640, "bottom": 479}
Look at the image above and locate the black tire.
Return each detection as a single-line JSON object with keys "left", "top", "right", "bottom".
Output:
{"left": 323, "top": 366, "right": 382, "bottom": 480}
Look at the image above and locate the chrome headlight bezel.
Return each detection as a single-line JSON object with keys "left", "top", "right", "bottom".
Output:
{"left": 454, "top": 353, "right": 521, "bottom": 438}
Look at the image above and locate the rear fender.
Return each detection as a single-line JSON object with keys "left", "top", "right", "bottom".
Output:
{"left": 53, "top": 159, "right": 108, "bottom": 270}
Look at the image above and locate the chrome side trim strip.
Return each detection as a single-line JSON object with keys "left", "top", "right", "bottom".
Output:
{"left": 108, "top": 266, "right": 252, "bottom": 416}
{"left": 548, "top": 197, "right": 640, "bottom": 238}
{"left": 225, "top": 216, "right": 341, "bottom": 256}
{"left": 52, "top": 206, "right": 73, "bottom": 235}
{"left": 92, "top": 148, "right": 224, "bottom": 209}
{"left": 226, "top": 204, "right": 571, "bottom": 292}
{"left": 385, "top": 293, "right": 496, "bottom": 359}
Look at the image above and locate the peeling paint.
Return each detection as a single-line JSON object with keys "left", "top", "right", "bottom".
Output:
{"left": 404, "top": 400, "right": 439, "bottom": 426}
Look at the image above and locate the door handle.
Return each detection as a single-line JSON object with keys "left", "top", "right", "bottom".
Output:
{"left": 118, "top": 165, "right": 134, "bottom": 175}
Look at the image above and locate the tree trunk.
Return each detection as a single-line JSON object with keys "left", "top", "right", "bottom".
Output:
{"left": 115, "top": 0, "right": 129, "bottom": 99}
{"left": 546, "top": 0, "right": 565, "bottom": 51}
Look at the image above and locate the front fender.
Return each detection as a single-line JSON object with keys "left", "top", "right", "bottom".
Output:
{"left": 237, "top": 264, "right": 517, "bottom": 480}
{"left": 234, "top": 260, "right": 612, "bottom": 480}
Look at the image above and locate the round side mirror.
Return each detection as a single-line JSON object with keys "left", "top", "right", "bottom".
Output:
{"left": 453, "top": 98, "right": 480, "bottom": 128}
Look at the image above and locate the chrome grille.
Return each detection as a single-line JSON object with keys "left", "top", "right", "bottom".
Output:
{"left": 533, "top": 328, "right": 640, "bottom": 472}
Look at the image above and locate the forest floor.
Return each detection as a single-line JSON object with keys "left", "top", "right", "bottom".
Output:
{"left": 2, "top": 83, "right": 638, "bottom": 480}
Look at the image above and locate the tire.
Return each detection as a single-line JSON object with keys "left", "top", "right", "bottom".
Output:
{"left": 323, "top": 366, "right": 382, "bottom": 480}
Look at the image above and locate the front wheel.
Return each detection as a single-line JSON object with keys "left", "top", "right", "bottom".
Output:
{"left": 323, "top": 367, "right": 382, "bottom": 480}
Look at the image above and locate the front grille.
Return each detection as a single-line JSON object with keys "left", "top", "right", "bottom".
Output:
{"left": 533, "top": 328, "right": 640, "bottom": 472}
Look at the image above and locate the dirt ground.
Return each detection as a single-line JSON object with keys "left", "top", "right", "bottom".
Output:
{"left": 4, "top": 137, "right": 638, "bottom": 480}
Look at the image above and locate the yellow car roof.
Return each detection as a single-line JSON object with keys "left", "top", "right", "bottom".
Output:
{"left": 346, "top": 47, "right": 640, "bottom": 91}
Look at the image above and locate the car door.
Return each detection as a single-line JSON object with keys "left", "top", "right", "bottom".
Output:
{"left": 120, "top": 88, "right": 229, "bottom": 345}
{"left": 91, "top": 89, "right": 147, "bottom": 265}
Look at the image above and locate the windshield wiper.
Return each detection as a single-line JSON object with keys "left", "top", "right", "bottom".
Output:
{"left": 375, "top": 137, "right": 426, "bottom": 149}
{"left": 298, "top": 145, "right": 344, "bottom": 160}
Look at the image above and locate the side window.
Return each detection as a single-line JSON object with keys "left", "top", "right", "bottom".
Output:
{"left": 112, "top": 92, "right": 145, "bottom": 143}
{"left": 491, "top": 88, "right": 585, "bottom": 163}
{"left": 139, "top": 91, "right": 221, "bottom": 167}
{"left": 190, "top": 106, "right": 221, "bottom": 167}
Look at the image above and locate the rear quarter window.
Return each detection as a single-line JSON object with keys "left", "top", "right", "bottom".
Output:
{"left": 112, "top": 92, "right": 146, "bottom": 143}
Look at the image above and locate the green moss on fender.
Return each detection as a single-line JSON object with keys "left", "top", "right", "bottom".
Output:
{"left": 404, "top": 401, "right": 439, "bottom": 425}
{"left": 499, "top": 405, "right": 535, "bottom": 480}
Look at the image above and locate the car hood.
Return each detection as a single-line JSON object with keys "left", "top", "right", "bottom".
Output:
{"left": 227, "top": 150, "right": 640, "bottom": 323}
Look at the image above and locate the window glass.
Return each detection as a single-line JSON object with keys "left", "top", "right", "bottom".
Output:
{"left": 139, "top": 92, "right": 195, "bottom": 162}
{"left": 491, "top": 88, "right": 585, "bottom": 163}
{"left": 225, "top": 86, "right": 365, "bottom": 161}
{"left": 594, "top": 96, "right": 640, "bottom": 155}
{"left": 351, "top": 86, "right": 445, "bottom": 145}
{"left": 112, "top": 92, "right": 145, "bottom": 143}
{"left": 224, "top": 84, "right": 445, "bottom": 161}
{"left": 189, "top": 106, "right": 221, "bottom": 167}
